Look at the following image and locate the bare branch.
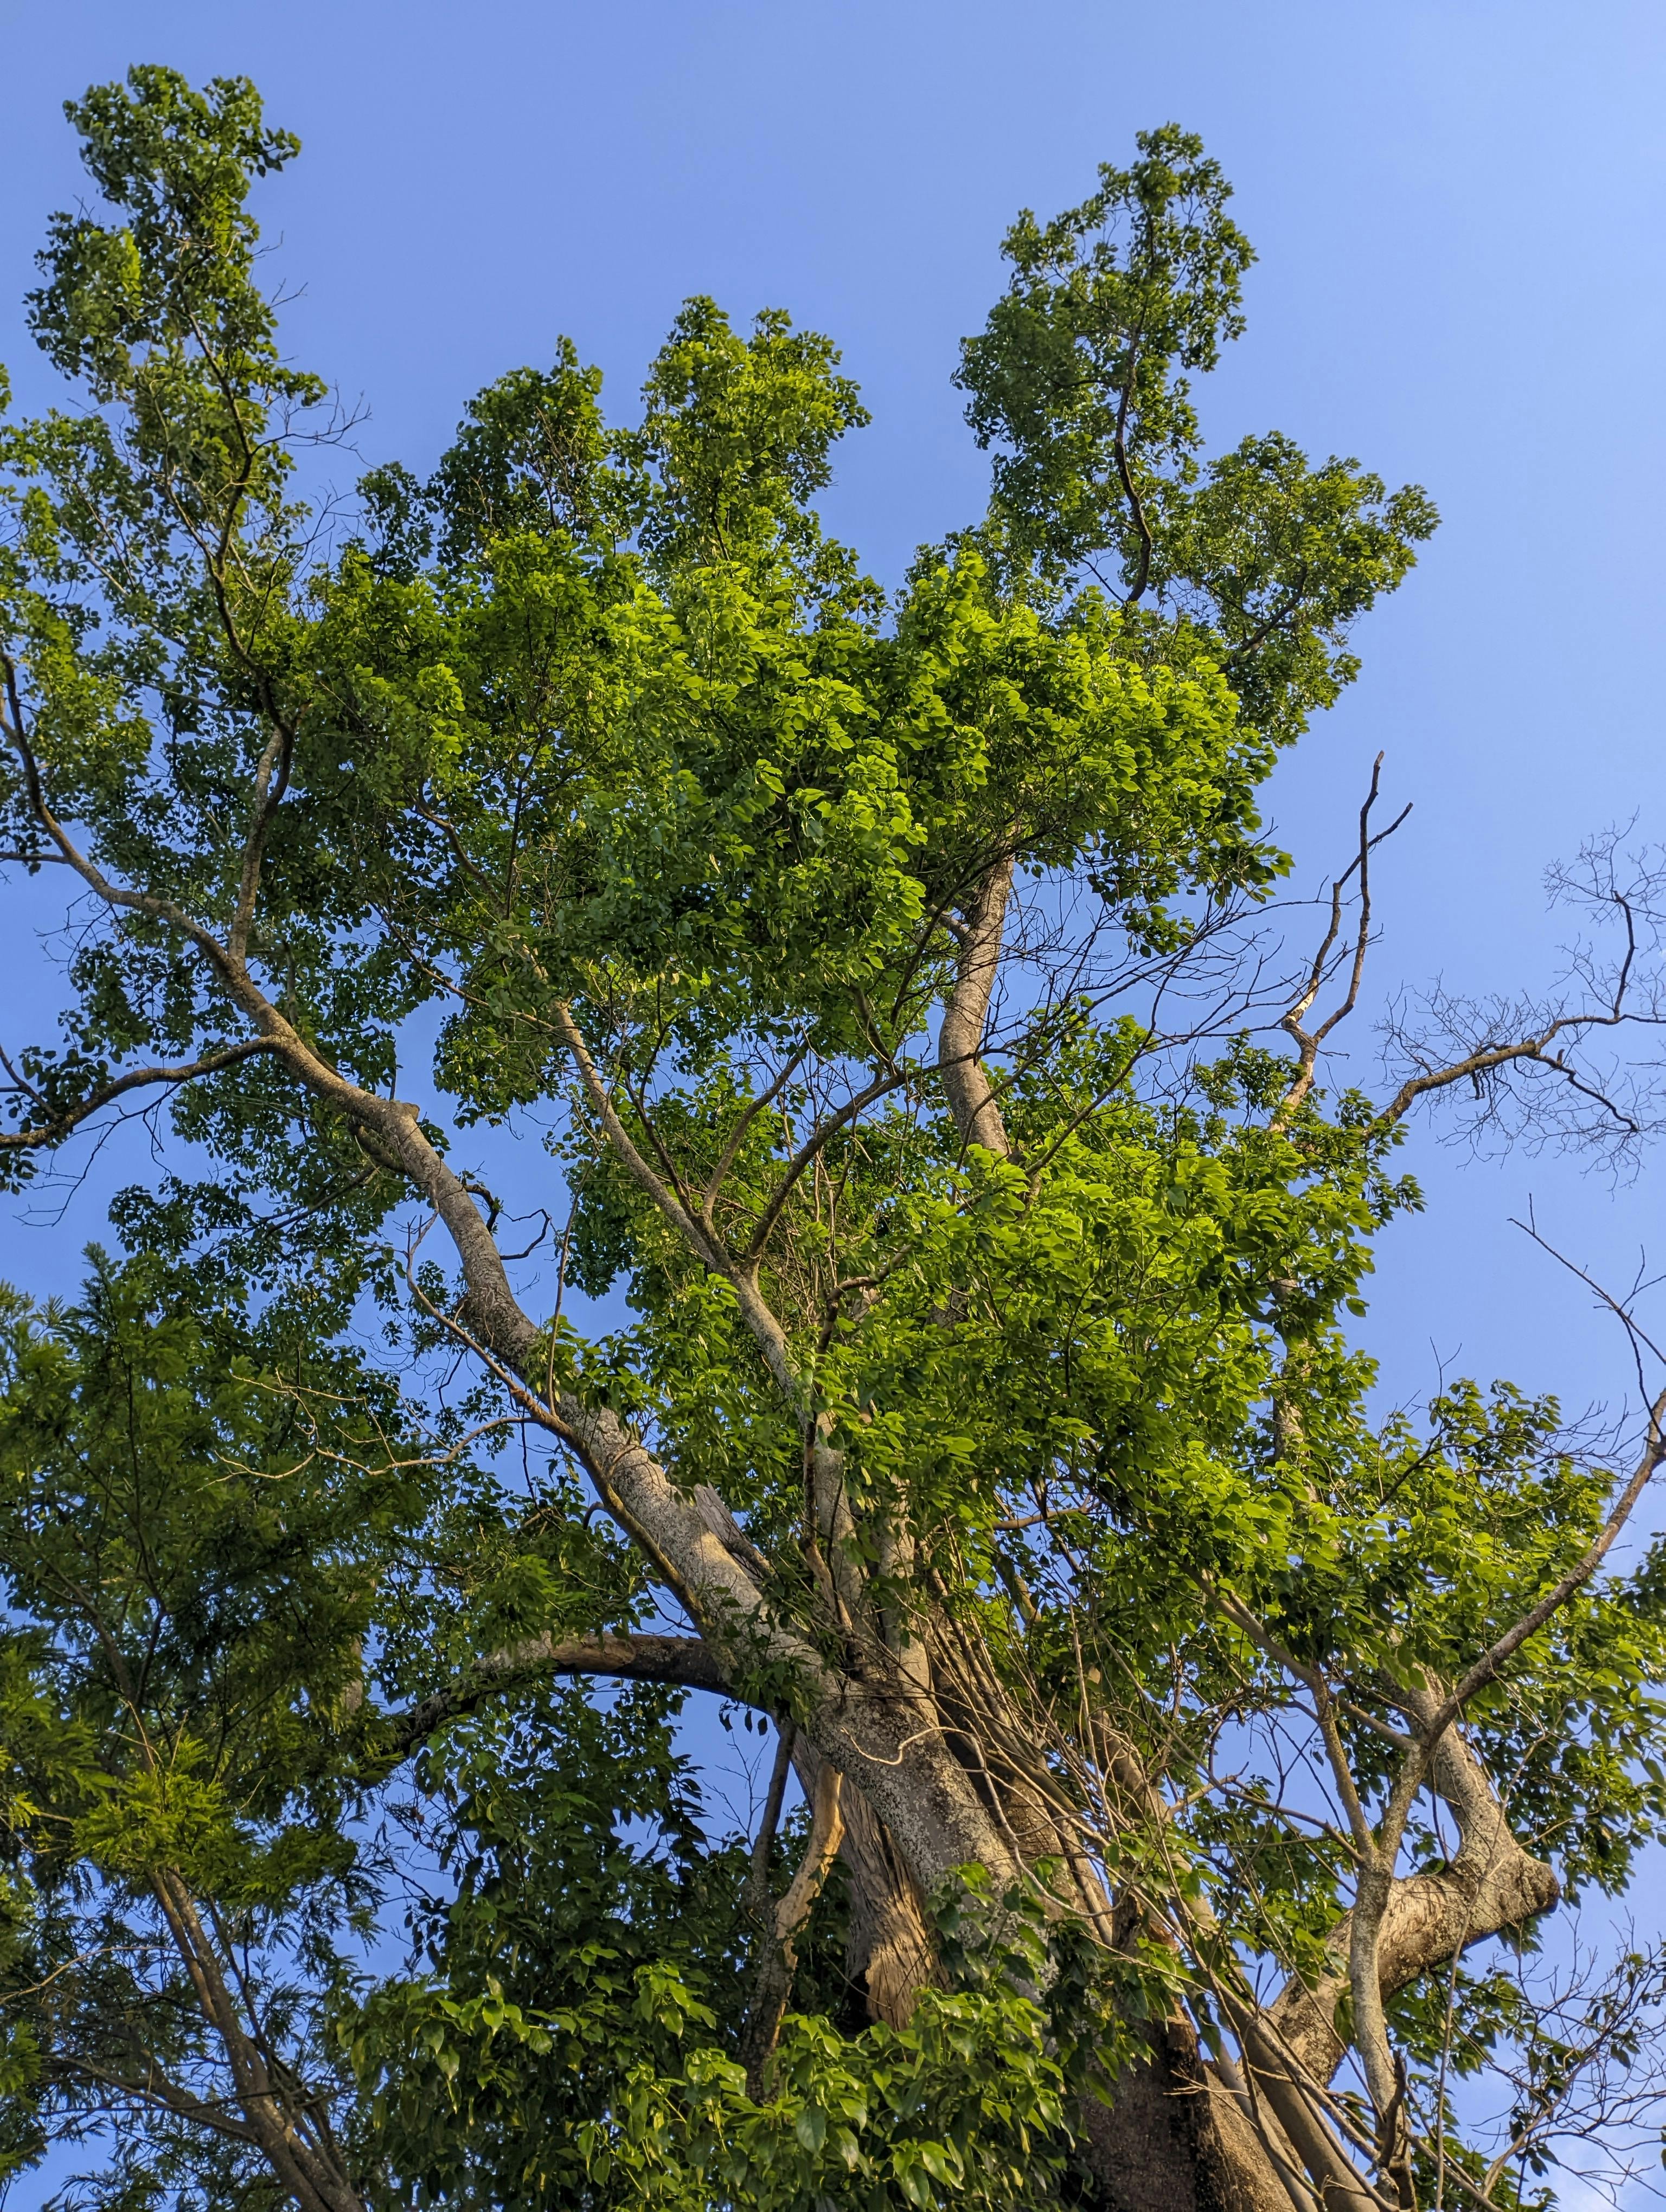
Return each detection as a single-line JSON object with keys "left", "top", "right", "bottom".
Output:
{"left": 1377, "top": 831, "right": 1666, "bottom": 1161}
{"left": 1274, "top": 755, "right": 1411, "bottom": 1129}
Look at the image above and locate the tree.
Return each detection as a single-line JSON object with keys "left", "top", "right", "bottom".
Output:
{"left": 3, "top": 63, "right": 1666, "bottom": 2212}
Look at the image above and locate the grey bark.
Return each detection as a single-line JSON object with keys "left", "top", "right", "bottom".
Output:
{"left": 938, "top": 851, "right": 1016, "bottom": 1159}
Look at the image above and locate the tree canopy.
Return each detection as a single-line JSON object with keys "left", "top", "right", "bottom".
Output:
{"left": 3, "top": 65, "right": 1666, "bottom": 2212}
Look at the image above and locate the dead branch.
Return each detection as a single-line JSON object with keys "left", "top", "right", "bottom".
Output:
{"left": 1273, "top": 754, "right": 1411, "bottom": 1129}
{"left": 1377, "top": 832, "right": 1666, "bottom": 1161}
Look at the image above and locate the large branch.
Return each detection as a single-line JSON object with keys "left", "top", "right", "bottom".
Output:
{"left": 0, "top": 1038, "right": 283, "bottom": 1154}
{"left": 1263, "top": 1724, "right": 1559, "bottom": 2086}
{"left": 1238, "top": 1368, "right": 1662, "bottom": 2100}
{"left": 1380, "top": 1020, "right": 1650, "bottom": 1132}
{"left": 385, "top": 1632, "right": 733, "bottom": 1753}
{"left": 298, "top": 1070, "right": 1021, "bottom": 1887}
{"left": 0, "top": 709, "right": 1029, "bottom": 1898}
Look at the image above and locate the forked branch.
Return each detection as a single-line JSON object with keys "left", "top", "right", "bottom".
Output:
{"left": 1274, "top": 754, "right": 1410, "bottom": 1129}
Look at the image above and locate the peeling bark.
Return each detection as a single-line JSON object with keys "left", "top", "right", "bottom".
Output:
{"left": 795, "top": 1737, "right": 944, "bottom": 2027}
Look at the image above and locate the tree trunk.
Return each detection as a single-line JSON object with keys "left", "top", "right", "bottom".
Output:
{"left": 798, "top": 1632, "right": 1304, "bottom": 2212}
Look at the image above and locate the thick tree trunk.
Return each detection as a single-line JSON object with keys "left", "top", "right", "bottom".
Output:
{"left": 1080, "top": 2023, "right": 1298, "bottom": 2212}
{"left": 795, "top": 1735, "right": 943, "bottom": 2027}
{"left": 798, "top": 1636, "right": 1302, "bottom": 2212}
{"left": 130, "top": 841, "right": 1553, "bottom": 2212}
{"left": 818, "top": 1756, "right": 1300, "bottom": 2212}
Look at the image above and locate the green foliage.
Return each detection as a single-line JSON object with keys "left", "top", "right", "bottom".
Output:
{"left": 956, "top": 125, "right": 1436, "bottom": 739}
{"left": 0, "top": 1252, "right": 643, "bottom": 2204}
{"left": 341, "top": 1689, "right": 755, "bottom": 2210}
{"left": 958, "top": 126, "right": 1255, "bottom": 586}
{"left": 584, "top": 1991, "right": 1071, "bottom": 2212}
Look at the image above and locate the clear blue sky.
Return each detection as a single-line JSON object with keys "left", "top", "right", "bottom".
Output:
{"left": 3, "top": 0, "right": 1664, "bottom": 1455}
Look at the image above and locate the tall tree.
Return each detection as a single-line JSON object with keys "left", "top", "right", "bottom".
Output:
{"left": 4, "top": 66, "right": 1666, "bottom": 2212}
